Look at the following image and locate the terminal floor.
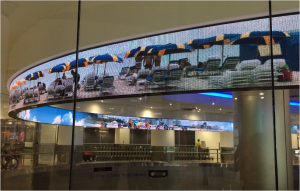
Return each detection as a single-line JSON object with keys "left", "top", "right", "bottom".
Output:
{"left": 1, "top": 162, "right": 299, "bottom": 190}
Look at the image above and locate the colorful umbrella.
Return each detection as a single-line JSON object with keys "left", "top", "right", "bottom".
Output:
{"left": 13, "top": 83, "right": 18, "bottom": 90}
{"left": 90, "top": 54, "right": 123, "bottom": 76}
{"left": 187, "top": 33, "right": 240, "bottom": 63}
{"left": 26, "top": 71, "right": 44, "bottom": 88}
{"left": 147, "top": 43, "right": 194, "bottom": 63}
{"left": 16, "top": 79, "right": 25, "bottom": 91}
{"left": 26, "top": 71, "right": 44, "bottom": 81}
{"left": 16, "top": 79, "right": 22, "bottom": 86}
{"left": 229, "top": 31, "right": 290, "bottom": 45}
{"left": 69, "top": 58, "right": 91, "bottom": 70}
{"left": 124, "top": 47, "right": 141, "bottom": 59}
{"left": 49, "top": 63, "right": 71, "bottom": 74}
{"left": 133, "top": 45, "right": 159, "bottom": 58}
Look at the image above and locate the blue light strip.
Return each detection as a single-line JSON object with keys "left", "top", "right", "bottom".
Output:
{"left": 199, "top": 92, "right": 299, "bottom": 106}
{"left": 290, "top": 101, "right": 300, "bottom": 106}
{"left": 198, "top": 92, "right": 233, "bottom": 98}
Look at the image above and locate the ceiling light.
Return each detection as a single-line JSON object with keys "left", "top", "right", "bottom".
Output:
{"left": 259, "top": 93, "right": 264, "bottom": 95}
{"left": 212, "top": 103, "right": 215, "bottom": 105}
{"left": 197, "top": 111, "right": 199, "bottom": 112}
{"left": 220, "top": 108, "right": 222, "bottom": 110}
{"left": 261, "top": 97, "right": 264, "bottom": 99}
{"left": 235, "top": 98, "right": 237, "bottom": 100}
{"left": 151, "top": 107, "right": 153, "bottom": 108}
{"left": 139, "top": 97, "right": 142, "bottom": 100}
{"left": 196, "top": 107, "right": 197, "bottom": 109}
{"left": 170, "top": 103, "right": 172, "bottom": 105}
{"left": 100, "top": 100, "right": 103, "bottom": 102}
{"left": 8, "top": 122, "right": 12, "bottom": 124}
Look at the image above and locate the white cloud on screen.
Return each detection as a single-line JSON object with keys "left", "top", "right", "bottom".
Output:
{"left": 62, "top": 112, "right": 73, "bottom": 125}
{"left": 52, "top": 115, "right": 62, "bottom": 124}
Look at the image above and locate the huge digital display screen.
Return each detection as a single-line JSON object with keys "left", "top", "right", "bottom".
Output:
{"left": 9, "top": 14, "right": 299, "bottom": 113}
{"left": 17, "top": 106, "right": 233, "bottom": 132}
{"left": 291, "top": 125, "right": 300, "bottom": 134}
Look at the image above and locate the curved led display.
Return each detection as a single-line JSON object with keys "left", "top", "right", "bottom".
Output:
{"left": 17, "top": 106, "right": 233, "bottom": 132}
{"left": 8, "top": 14, "right": 299, "bottom": 114}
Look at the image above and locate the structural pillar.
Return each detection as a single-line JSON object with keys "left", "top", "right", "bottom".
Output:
{"left": 151, "top": 130, "right": 175, "bottom": 162}
{"left": 115, "top": 128, "right": 130, "bottom": 144}
{"left": 233, "top": 90, "right": 293, "bottom": 190}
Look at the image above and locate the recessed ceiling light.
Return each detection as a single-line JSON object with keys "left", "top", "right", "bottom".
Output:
{"left": 235, "top": 98, "right": 237, "bottom": 100}
{"left": 151, "top": 107, "right": 153, "bottom": 108}
{"left": 259, "top": 93, "right": 264, "bottom": 95}
{"left": 261, "top": 97, "right": 264, "bottom": 99}
{"left": 100, "top": 100, "right": 103, "bottom": 102}
{"left": 219, "top": 108, "right": 222, "bottom": 110}
{"left": 170, "top": 103, "right": 172, "bottom": 105}
{"left": 212, "top": 103, "right": 215, "bottom": 105}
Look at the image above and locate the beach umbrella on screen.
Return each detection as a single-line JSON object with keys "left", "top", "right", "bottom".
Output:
{"left": 49, "top": 64, "right": 70, "bottom": 79}
{"left": 90, "top": 54, "right": 123, "bottom": 76}
{"left": 229, "top": 31, "right": 290, "bottom": 45}
{"left": 124, "top": 47, "right": 141, "bottom": 59}
{"left": 16, "top": 79, "right": 23, "bottom": 91}
{"left": 146, "top": 43, "right": 195, "bottom": 63}
{"left": 69, "top": 58, "right": 91, "bottom": 70}
{"left": 132, "top": 45, "right": 159, "bottom": 58}
{"left": 186, "top": 33, "right": 240, "bottom": 63}
{"left": 26, "top": 71, "right": 44, "bottom": 88}
{"left": 229, "top": 31, "right": 290, "bottom": 59}
{"left": 11, "top": 83, "right": 18, "bottom": 91}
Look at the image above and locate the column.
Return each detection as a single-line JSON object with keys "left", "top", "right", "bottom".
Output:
{"left": 151, "top": 130, "right": 175, "bottom": 162}
{"left": 233, "top": 90, "right": 293, "bottom": 190}
{"left": 115, "top": 128, "right": 130, "bottom": 144}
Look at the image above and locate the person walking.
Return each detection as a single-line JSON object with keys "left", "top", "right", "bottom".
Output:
{"left": 195, "top": 139, "right": 201, "bottom": 160}
{"left": 195, "top": 139, "right": 201, "bottom": 147}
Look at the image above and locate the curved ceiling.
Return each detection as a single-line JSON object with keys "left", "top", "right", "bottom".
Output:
{"left": 1, "top": 1, "right": 299, "bottom": 119}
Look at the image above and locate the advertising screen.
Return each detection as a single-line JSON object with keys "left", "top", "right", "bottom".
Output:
{"left": 9, "top": 14, "right": 299, "bottom": 113}
{"left": 291, "top": 125, "right": 300, "bottom": 134}
{"left": 17, "top": 106, "right": 233, "bottom": 132}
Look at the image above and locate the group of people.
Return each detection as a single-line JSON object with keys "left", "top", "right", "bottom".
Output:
{"left": 135, "top": 47, "right": 162, "bottom": 71}
{"left": 127, "top": 118, "right": 150, "bottom": 129}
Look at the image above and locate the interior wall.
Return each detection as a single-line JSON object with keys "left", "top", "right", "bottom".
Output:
{"left": 195, "top": 131, "right": 220, "bottom": 149}
{"left": 115, "top": 128, "right": 130, "bottom": 144}
{"left": 151, "top": 130, "right": 175, "bottom": 147}
{"left": 220, "top": 132, "right": 234, "bottom": 148}
{"left": 57, "top": 125, "right": 72, "bottom": 145}
{"left": 291, "top": 134, "right": 298, "bottom": 149}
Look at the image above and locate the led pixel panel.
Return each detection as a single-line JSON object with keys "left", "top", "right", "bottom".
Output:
{"left": 8, "top": 14, "right": 299, "bottom": 113}
{"left": 17, "top": 106, "right": 233, "bottom": 132}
